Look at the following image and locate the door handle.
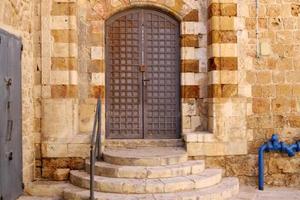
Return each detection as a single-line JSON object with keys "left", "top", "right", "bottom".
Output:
{"left": 4, "top": 77, "right": 12, "bottom": 87}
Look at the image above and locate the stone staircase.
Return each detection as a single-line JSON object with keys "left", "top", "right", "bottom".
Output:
{"left": 63, "top": 140, "right": 239, "bottom": 200}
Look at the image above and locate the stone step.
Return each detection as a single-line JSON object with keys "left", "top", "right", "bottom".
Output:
{"left": 17, "top": 197, "right": 62, "bottom": 200}
{"left": 25, "top": 181, "right": 72, "bottom": 198}
{"left": 64, "top": 177, "right": 239, "bottom": 200}
{"left": 70, "top": 169, "right": 222, "bottom": 194}
{"left": 103, "top": 147, "right": 188, "bottom": 166}
{"left": 86, "top": 160, "right": 205, "bottom": 178}
{"left": 105, "top": 139, "right": 184, "bottom": 148}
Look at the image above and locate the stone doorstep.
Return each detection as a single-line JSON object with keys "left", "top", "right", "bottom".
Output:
{"left": 69, "top": 169, "right": 222, "bottom": 194}
{"left": 104, "top": 139, "right": 184, "bottom": 148}
{"left": 103, "top": 147, "right": 188, "bottom": 166}
{"left": 85, "top": 160, "right": 205, "bottom": 178}
{"left": 63, "top": 177, "right": 239, "bottom": 200}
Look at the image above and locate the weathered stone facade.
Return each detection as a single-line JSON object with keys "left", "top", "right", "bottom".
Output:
{"left": 0, "top": 0, "right": 41, "bottom": 185}
{"left": 1, "top": 0, "right": 300, "bottom": 190}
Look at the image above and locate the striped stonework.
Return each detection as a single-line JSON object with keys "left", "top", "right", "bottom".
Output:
{"left": 50, "top": 0, "right": 78, "bottom": 98}
{"left": 207, "top": 0, "right": 238, "bottom": 98}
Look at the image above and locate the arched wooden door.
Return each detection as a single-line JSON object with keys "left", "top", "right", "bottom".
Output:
{"left": 105, "top": 8, "right": 180, "bottom": 139}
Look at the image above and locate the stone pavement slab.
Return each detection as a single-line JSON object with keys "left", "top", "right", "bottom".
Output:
{"left": 233, "top": 186, "right": 300, "bottom": 200}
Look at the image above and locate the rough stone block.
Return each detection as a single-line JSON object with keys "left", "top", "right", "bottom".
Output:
{"left": 79, "top": 103, "right": 96, "bottom": 133}
{"left": 52, "top": 43, "right": 78, "bottom": 57}
{"left": 91, "top": 46, "right": 104, "bottom": 60}
{"left": 51, "top": 2, "right": 76, "bottom": 16}
{"left": 42, "top": 99, "right": 78, "bottom": 139}
{"left": 53, "top": 168, "right": 70, "bottom": 181}
{"left": 52, "top": 57, "right": 77, "bottom": 70}
{"left": 51, "top": 16, "right": 77, "bottom": 30}
{"left": 51, "top": 85, "right": 78, "bottom": 98}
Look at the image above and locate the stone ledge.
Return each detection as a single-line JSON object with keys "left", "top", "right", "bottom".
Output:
{"left": 183, "top": 131, "right": 216, "bottom": 143}
{"left": 186, "top": 140, "right": 247, "bottom": 156}
{"left": 184, "top": 131, "right": 247, "bottom": 156}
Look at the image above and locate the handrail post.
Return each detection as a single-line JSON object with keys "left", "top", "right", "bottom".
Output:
{"left": 89, "top": 146, "right": 95, "bottom": 200}
{"left": 97, "top": 100, "right": 102, "bottom": 160}
{"left": 89, "top": 98, "right": 102, "bottom": 200}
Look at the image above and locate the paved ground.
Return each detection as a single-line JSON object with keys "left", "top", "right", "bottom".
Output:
{"left": 234, "top": 186, "right": 300, "bottom": 200}
{"left": 18, "top": 185, "right": 300, "bottom": 200}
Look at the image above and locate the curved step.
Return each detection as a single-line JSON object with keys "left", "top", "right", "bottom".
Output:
{"left": 70, "top": 169, "right": 222, "bottom": 194}
{"left": 64, "top": 177, "right": 239, "bottom": 200}
{"left": 105, "top": 139, "right": 184, "bottom": 148}
{"left": 103, "top": 147, "right": 188, "bottom": 166}
{"left": 86, "top": 160, "right": 205, "bottom": 178}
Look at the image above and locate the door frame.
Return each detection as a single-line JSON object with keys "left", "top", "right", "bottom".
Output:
{"left": 104, "top": 7, "right": 182, "bottom": 139}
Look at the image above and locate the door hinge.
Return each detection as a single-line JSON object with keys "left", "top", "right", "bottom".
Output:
{"left": 22, "top": 182, "right": 25, "bottom": 190}
{"left": 0, "top": 195, "right": 3, "bottom": 200}
{"left": 21, "top": 44, "right": 23, "bottom": 52}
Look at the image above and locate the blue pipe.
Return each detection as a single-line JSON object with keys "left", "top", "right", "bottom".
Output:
{"left": 258, "top": 134, "right": 300, "bottom": 190}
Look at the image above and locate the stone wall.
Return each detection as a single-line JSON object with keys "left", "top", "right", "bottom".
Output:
{"left": 0, "top": 0, "right": 40, "bottom": 186}
{"left": 202, "top": 0, "right": 300, "bottom": 187}
{"left": 36, "top": 0, "right": 300, "bottom": 186}
{"left": 242, "top": 0, "right": 300, "bottom": 186}
{"left": 39, "top": 0, "right": 210, "bottom": 180}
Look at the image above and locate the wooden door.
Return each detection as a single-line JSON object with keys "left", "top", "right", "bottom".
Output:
{"left": 106, "top": 8, "right": 180, "bottom": 139}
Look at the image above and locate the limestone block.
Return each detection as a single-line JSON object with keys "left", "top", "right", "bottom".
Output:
{"left": 238, "top": 85, "right": 252, "bottom": 97}
{"left": 181, "top": 22, "right": 206, "bottom": 35}
{"left": 51, "top": 16, "right": 77, "bottom": 30}
{"left": 91, "top": 72, "right": 105, "bottom": 85}
{"left": 191, "top": 116, "right": 202, "bottom": 131}
{"left": 208, "top": 43, "right": 237, "bottom": 58}
{"left": 67, "top": 144, "right": 90, "bottom": 157}
{"left": 52, "top": 43, "right": 78, "bottom": 57}
{"left": 53, "top": 168, "right": 70, "bottom": 181}
{"left": 182, "top": 116, "right": 191, "bottom": 129}
{"left": 208, "top": 71, "right": 221, "bottom": 84}
{"left": 182, "top": 100, "right": 197, "bottom": 116}
{"left": 69, "top": 70, "right": 78, "bottom": 85}
{"left": 221, "top": 70, "right": 237, "bottom": 84}
{"left": 50, "top": 70, "right": 69, "bottom": 84}
{"left": 42, "top": 99, "right": 78, "bottom": 139}
{"left": 33, "top": 85, "right": 42, "bottom": 98}
{"left": 41, "top": 143, "right": 68, "bottom": 157}
{"left": 208, "top": 0, "right": 237, "bottom": 5}
{"left": 91, "top": 46, "right": 104, "bottom": 60}
{"left": 42, "top": 85, "right": 51, "bottom": 99}
{"left": 209, "top": 16, "right": 237, "bottom": 31}
{"left": 79, "top": 103, "right": 96, "bottom": 133}
{"left": 181, "top": 73, "right": 195, "bottom": 85}
{"left": 181, "top": 47, "right": 200, "bottom": 60}
{"left": 260, "top": 42, "right": 272, "bottom": 56}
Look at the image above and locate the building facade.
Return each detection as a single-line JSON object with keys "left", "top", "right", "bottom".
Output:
{"left": 0, "top": 0, "right": 300, "bottom": 195}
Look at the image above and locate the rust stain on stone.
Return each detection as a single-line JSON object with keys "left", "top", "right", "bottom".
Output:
{"left": 89, "top": 85, "right": 105, "bottom": 98}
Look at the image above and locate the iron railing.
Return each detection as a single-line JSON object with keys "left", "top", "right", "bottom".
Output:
{"left": 90, "top": 98, "right": 102, "bottom": 200}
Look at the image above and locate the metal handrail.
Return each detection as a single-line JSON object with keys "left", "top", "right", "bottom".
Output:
{"left": 90, "top": 98, "right": 102, "bottom": 200}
